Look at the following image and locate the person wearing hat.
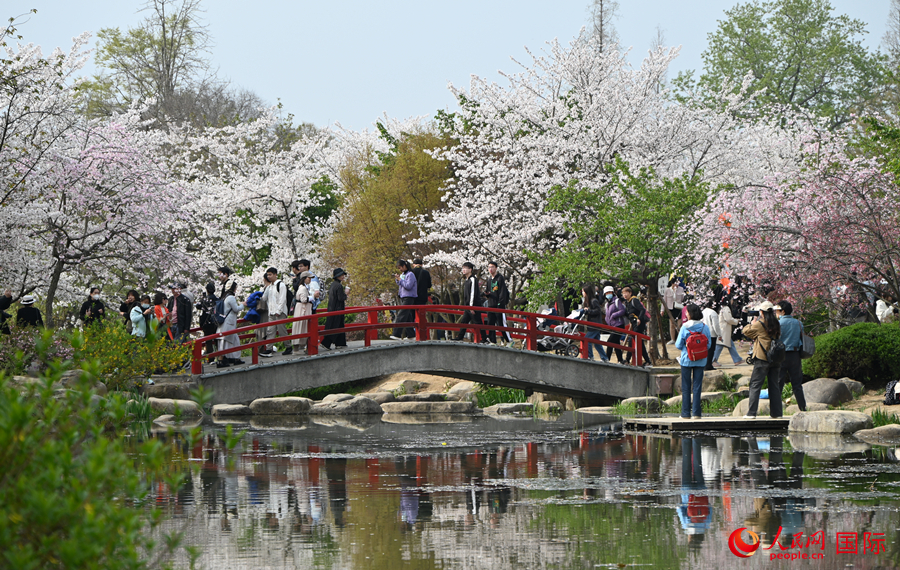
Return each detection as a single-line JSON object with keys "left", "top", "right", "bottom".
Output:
{"left": 321, "top": 268, "right": 349, "bottom": 350}
{"left": 167, "top": 283, "right": 193, "bottom": 344}
{"left": 16, "top": 295, "right": 44, "bottom": 328}
{"left": 290, "top": 271, "right": 315, "bottom": 354}
{"left": 775, "top": 301, "right": 807, "bottom": 412}
{"left": 742, "top": 300, "right": 783, "bottom": 418}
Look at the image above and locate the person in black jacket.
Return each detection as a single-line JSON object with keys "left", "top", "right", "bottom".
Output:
{"left": 453, "top": 262, "right": 487, "bottom": 343}
{"left": 167, "top": 283, "right": 193, "bottom": 344}
{"left": 412, "top": 259, "right": 432, "bottom": 306}
{"left": 0, "top": 290, "right": 12, "bottom": 334}
{"left": 582, "top": 285, "right": 609, "bottom": 361}
{"left": 79, "top": 287, "right": 106, "bottom": 327}
{"left": 622, "top": 286, "right": 651, "bottom": 367}
{"left": 17, "top": 295, "right": 43, "bottom": 328}
{"left": 484, "top": 262, "right": 512, "bottom": 345}
{"left": 321, "top": 268, "right": 349, "bottom": 349}
{"left": 196, "top": 282, "right": 218, "bottom": 360}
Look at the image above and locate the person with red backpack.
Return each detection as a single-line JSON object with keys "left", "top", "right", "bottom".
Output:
{"left": 674, "top": 304, "right": 712, "bottom": 419}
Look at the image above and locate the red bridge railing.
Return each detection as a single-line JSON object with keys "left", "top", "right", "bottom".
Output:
{"left": 190, "top": 304, "right": 650, "bottom": 374}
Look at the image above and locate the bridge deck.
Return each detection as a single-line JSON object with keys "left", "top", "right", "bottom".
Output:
{"left": 198, "top": 339, "right": 652, "bottom": 405}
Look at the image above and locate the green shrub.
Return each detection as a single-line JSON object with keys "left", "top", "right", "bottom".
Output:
{"left": 75, "top": 321, "right": 192, "bottom": 390}
{"left": 474, "top": 384, "right": 526, "bottom": 408}
{"left": 802, "top": 323, "right": 900, "bottom": 387}
{"left": 870, "top": 408, "right": 900, "bottom": 428}
{"left": 0, "top": 342, "right": 196, "bottom": 569}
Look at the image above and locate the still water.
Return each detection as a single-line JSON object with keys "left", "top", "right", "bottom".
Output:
{"left": 148, "top": 413, "right": 900, "bottom": 569}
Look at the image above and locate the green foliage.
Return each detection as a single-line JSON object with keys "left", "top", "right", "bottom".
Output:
{"left": 0, "top": 351, "right": 193, "bottom": 568}
{"left": 721, "top": 373, "right": 741, "bottom": 392}
{"left": 676, "top": 0, "right": 887, "bottom": 128}
{"left": 0, "top": 324, "right": 73, "bottom": 376}
{"left": 530, "top": 157, "right": 710, "bottom": 305}
{"left": 782, "top": 381, "right": 794, "bottom": 402}
{"left": 74, "top": 321, "right": 191, "bottom": 391}
{"left": 856, "top": 116, "right": 900, "bottom": 181}
{"left": 870, "top": 408, "right": 900, "bottom": 428}
{"left": 802, "top": 323, "right": 900, "bottom": 386}
{"left": 474, "top": 384, "right": 526, "bottom": 408}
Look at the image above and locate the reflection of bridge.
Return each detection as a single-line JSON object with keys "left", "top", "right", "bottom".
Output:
{"left": 192, "top": 305, "right": 651, "bottom": 406}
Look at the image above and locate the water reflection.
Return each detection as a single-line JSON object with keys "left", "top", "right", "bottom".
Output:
{"left": 146, "top": 418, "right": 900, "bottom": 569}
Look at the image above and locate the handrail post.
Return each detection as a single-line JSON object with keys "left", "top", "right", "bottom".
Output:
{"left": 415, "top": 308, "right": 427, "bottom": 341}
{"left": 526, "top": 315, "right": 538, "bottom": 351}
{"left": 366, "top": 309, "right": 377, "bottom": 347}
{"left": 252, "top": 344, "right": 259, "bottom": 365}
{"left": 581, "top": 336, "right": 589, "bottom": 360}
{"left": 308, "top": 316, "right": 319, "bottom": 355}
{"left": 633, "top": 331, "right": 642, "bottom": 367}
{"left": 191, "top": 339, "right": 203, "bottom": 374}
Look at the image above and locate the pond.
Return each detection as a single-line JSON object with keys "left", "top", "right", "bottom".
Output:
{"left": 147, "top": 413, "right": 900, "bottom": 569}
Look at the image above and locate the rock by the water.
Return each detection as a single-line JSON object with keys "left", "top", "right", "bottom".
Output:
{"left": 665, "top": 392, "right": 733, "bottom": 408}
{"left": 249, "top": 397, "right": 312, "bottom": 415}
{"left": 310, "top": 396, "right": 383, "bottom": 415}
{"left": 853, "top": 424, "right": 900, "bottom": 444}
{"left": 621, "top": 396, "right": 662, "bottom": 412}
{"left": 483, "top": 403, "right": 534, "bottom": 415}
{"left": 212, "top": 404, "right": 252, "bottom": 417}
{"left": 142, "top": 383, "right": 192, "bottom": 401}
{"left": 785, "top": 403, "right": 829, "bottom": 415}
{"left": 447, "top": 381, "right": 477, "bottom": 401}
{"left": 310, "top": 416, "right": 379, "bottom": 430}
{"left": 836, "top": 377, "right": 864, "bottom": 396}
{"left": 789, "top": 410, "right": 873, "bottom": 433}
{"left": 378, "top": 379, "right": 420, "bottom": 395}
{"left": 735, "top": 388, "right": 750, "bottom": 399}
{"left": 380, "top": 401, "right": 476, "bottom": 414}
{"left": 802, "top": 378, "right": 853, "bottom": 407}
{"left": 732, "top": 398, "right": 772, "bottom": 417}
{"left": 322, "top": 393, "right": 355, "bottom": 404}
{"left": 737, "top": 377, "right": 750, "bottom": 389}
{"left": 148, "top": 397, "right": 202, "bottom": 418}
{"left": 153, "top": 414, "right": 176, "bottom": 425}
{"left": 545, "top": 400, "right": 563, "bottom": 412}
{"left": 397, "top": 392, "right": 447, "bottom": 402}
{"left": 360, "top": 391, "right": 395, "bottom": 404}
{"left": 702, "top": 371, "right": 728, "bottom": 392}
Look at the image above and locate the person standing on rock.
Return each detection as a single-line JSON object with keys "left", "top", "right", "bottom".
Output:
{"left": 742, "top": 301, "right": 783, "bottom": 419}
{"left": 675, "top": 304, "right": 712, "bottom": 420}
{"left": 321, "top": 268, "right": 349, "bottom": 350}
{"left": 775, "top": 301, "right": 807, "bottom": 412}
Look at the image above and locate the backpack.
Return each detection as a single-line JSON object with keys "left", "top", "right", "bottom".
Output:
{"left": 628, "top": 298, "right": 649, "bottom": 325}
{"left": 685, "top": 330, "right": 708, "bottom": 361}
{"left": 213, "top": 298, "right": 229, "bottom": 326}
{"left": 885, "top": 380, "right": 900, "bottom": 406}
{"left": 767, "top": 337, "right": 786, "bottom": 365}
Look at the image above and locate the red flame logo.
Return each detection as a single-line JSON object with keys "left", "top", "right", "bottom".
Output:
{"left": 728, "top": 528, "right": 760, "bottom": 558}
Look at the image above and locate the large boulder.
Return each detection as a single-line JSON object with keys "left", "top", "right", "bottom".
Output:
{"left": 381, "top": 401, "right": 476, "bottom": 414}
{"left": 378, "top": 379, "right": 420, "bottom": 395}
{"left": 802, "top": 378, "right": 853, "bottom": 407}
{"left": 148, "top": 397, "right": 202, "bottom": 418}
{"left": 788, "top": 411, "right": 873, "bottom": 434}
{"left": 665, "top": 392, "right": 733, "bottom": 408}
{"left": 141, "top": 383, "right": 192, "bottom": 400}
{"left": 310, "top": 396, "right": 383, "bottom": 415}
{"left": 732, "top": 398, "right": 771, "bottom": 417}
{"left": 483, "top": 403, "right": 534, "bottom": 415}
{"left": 620, "top": 396, "right": 662, "bottom": 412}
{"left": 212, "top": 404, "right": 252, "bottom": 417}
{"left": 359, "top": 391, "right": 395, "bottom": 404}
{"left": 447, "top": 381, "right": 478, "bottom": 402}
{"left": 736, "top": 377, "right": 750, "bottom": 389}
{"left": 249, "top": 397, "right": 312, "bottom": 415}
{"left": 322, "top": 393, "right": 355, "bottom": 404}
{"left": 397, "top": 392, "right": 446, "bottom": 402}
{"left": 702, "top": 371, "right": 728, "bottom": 392}
{"left": 785, "top": 403, "right": 829, "bottom": 415}
{"left": 836, "top": 378, "right": 865, "bottom": 396}
{"left": 852, "top": 424, "right": 900, "bottom": 445}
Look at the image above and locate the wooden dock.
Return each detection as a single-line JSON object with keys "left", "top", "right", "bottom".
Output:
{"left": 624, "top": 416, "right": 790, "bottom": 433}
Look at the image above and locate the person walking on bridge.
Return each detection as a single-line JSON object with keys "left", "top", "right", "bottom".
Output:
{"left": 484, "top": 262, "right": 513, "bottom": 346}
{"left": 321, "top": 268, "right": 349, "bottom": 350}
{"left": 391, "top": 260, "right": 417, "bottom": 340}
{"left": 453, "top": 262, "right": 487, "bottom": 343}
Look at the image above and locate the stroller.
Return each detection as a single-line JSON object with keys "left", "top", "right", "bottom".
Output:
{"left": 537, "top": 309, "right": 583, "bottom": 357}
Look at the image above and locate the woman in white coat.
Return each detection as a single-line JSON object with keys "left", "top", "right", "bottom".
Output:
{"left": 712, "top": 294, "right": 742, "bottom": 367}
{"left": 291, "top": 271, "right": 314, "bottom": 354}
{"left": 217, "top": 280, "right": 245, "bottom": 368}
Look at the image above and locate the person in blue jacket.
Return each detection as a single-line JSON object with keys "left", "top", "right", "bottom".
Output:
{"left": 675, "top": 303, "right": 712, "bottom": 419}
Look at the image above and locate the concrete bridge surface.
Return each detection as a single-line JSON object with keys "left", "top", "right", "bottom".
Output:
{"left": 198, "top": 340, "right": 652, "bottom": 405}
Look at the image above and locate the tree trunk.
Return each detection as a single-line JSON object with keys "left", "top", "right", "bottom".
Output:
{"left": 45, "top": 252, "right": 65, "bottom": 329}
